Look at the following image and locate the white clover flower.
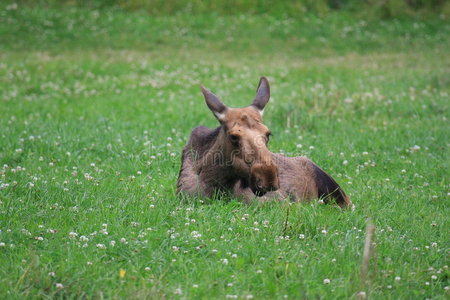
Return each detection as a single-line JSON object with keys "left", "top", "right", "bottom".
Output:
{"left": 356, "top": 291, "right": 366, "bottom": 299}
{"left": 96, "top": 243, "right": 106, "bottom": 249}
{"left": 191, "top": 231, "right": 201, "bottom": 238}
{"left": 68, "top": 232, "right": 78, "bottom": 239}
{"left": 344, "top": 98, "right": 353, "bottom": 103}
{"left": 323, "top": 278, "right": 331, "bottom": 284}
{"left": 21, "top": 229, "right": 31, "bottom": 236}
{"left": 55, "top": 283, "right": 64, "bottom": 289}
{"left": 410, "top": 145, "right": 421, "bottom": 152}
{"left": 0, "top": 183, "right": 10, "bottom": 190}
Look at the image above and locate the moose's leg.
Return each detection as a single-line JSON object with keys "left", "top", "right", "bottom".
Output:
{"left": 176, "top": 157, "right": 206, "bottom": 196}
{"left": 233, "top": 180, "right": 285, "bottom": 204}
{"left": 232, "top": 183, "right": 255, "bottom": 204}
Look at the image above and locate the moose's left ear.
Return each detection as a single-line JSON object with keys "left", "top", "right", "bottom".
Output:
{"left": 252, "top": 77, "right": 270, "bottom": 114}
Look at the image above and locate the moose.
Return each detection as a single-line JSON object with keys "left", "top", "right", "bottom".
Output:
{"left": 177, "top": 77, "right": 352, "bottom": 208}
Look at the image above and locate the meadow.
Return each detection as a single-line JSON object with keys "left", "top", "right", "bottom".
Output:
{"left": 0, "top": 2, "right": 449, "bottom": 299}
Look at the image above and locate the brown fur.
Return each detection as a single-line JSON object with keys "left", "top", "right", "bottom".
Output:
{"left": 177, "top": 77, "right": 352, "bottom": 208}
{"left": 233, "top": 154, "right": 352, "bottom": 208}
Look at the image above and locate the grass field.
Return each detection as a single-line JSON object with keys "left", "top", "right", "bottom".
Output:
{"left": 0, "top": 3, "right": 449, "bottom": 299}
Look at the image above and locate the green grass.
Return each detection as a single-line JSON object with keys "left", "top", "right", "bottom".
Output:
{"left": 0, "top": 4, "right": 449, "bottom": 299}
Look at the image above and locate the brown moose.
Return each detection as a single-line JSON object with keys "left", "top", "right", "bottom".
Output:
{"left": 177, "top": 77, "right": 352, "bottom": 208}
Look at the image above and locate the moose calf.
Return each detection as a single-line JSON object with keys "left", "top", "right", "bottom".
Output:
{"left": 177, "top": 77, "right": 352, "bottom": 208}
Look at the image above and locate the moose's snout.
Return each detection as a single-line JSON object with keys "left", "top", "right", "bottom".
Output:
{"left": 250, "top": 162, "right": 280, "bottom": 196}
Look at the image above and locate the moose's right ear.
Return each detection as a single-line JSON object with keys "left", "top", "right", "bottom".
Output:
{"left": 201, "top": 86, "right": 227, "bottom": 121}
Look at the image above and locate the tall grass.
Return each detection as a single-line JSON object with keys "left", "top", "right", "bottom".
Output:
{"left": 0, "top": 3, "right": 449, "bottom": 299}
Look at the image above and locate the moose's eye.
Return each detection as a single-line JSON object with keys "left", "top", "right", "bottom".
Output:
{"left": 229, "top": 134, "right": 240, "bottom": 144}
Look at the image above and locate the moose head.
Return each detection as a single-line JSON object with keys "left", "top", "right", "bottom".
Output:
{"left": 201, "top": 77, "right": 280, "bottom": 196}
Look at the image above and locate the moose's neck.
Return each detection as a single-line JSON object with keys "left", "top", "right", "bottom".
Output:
{"left": 195, "top": 127, "right": 238, "bottom": 190}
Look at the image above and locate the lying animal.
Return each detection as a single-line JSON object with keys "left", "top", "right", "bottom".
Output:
{"left": 177, "top": 77, "right": 352, "bottom": 208}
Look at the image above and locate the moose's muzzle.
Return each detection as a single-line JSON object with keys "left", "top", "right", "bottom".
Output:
{"left": 249, "top": 162, "right": 280, "bottom": 196}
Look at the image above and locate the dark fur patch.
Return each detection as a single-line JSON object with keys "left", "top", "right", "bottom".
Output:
{"left": 312, "top": 164, "right": 349, "bottom": 207}
{"left": 187, "top": 126, "right": 221, "bottom": 158}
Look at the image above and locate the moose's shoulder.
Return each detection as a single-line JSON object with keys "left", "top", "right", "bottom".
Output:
{"left": 187, "top": 126, "right": 221, "bottom": 149}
